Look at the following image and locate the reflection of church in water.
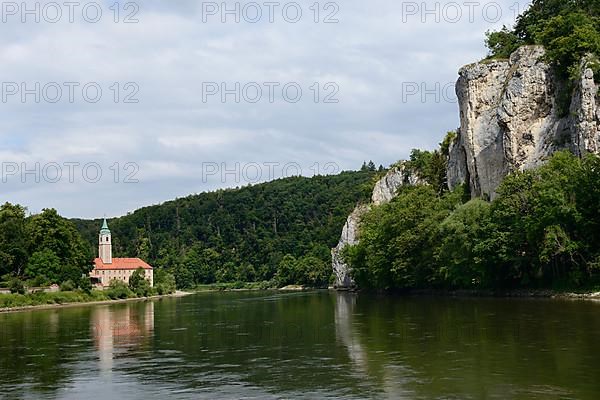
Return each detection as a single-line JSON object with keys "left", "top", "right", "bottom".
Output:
{"left": 92, "top": 302, "right": 154, "bottom": 373}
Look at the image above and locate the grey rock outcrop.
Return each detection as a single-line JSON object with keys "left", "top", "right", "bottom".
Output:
{"left": 332, "top": 165, "right": 424, "bottom": 288}
{"left": 332, "top": 205, "right": 370, "bottom": 288}
{"left": 571, "top": 59, "right": 600, "bottom": 156}
{"left": 371, "top": 164, "right": 424, "bottom": 205}
{"left": 448, "top": 45, "right": 600, "bottom": 198}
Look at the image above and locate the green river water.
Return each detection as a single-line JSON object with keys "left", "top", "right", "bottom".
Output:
{"left": 1, "top": 291, "right": 599, "bottom": 399}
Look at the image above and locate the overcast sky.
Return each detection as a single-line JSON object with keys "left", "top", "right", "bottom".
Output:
{"left": 0, "top": 0, "right": 532, "bottom": 218}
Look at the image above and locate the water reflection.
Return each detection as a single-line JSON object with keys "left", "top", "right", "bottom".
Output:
{"left": 91, "top": 302, "right": 154, "bottom": 374}
{"left": 334, "top": 292, "right": 415, "bottom": 399}
{"left": 2, "top": 293, "right": 600, "bottom": 399}
{"left": 335, "top": 293, "right": 367, "bottom": 372}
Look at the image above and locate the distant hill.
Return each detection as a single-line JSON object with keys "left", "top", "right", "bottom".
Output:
{"left": 72, "top": 170, "right": 378, "bottom": 286}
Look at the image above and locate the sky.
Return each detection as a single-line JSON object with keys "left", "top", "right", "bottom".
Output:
{"left": 0, "top": 0, "right": 532, "bottom": 218}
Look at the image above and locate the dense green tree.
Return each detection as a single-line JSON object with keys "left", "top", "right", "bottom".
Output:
{"left": 216, "top": 261, "right": 237, "bottom": 283}
{"left": 535, "top": 12, "right": 600, "bottom": 80}
{"left": 436, "top": 199, "right": 492, "bottom": 288}
{"left": 513, "top": 0, "right": 600, "bottom": 44}
{"left": 275, "top": 254, "right": 298, "bottom": 286}
{"left": 78, "top": 275, "right": 93, "bottom": 294}
{"left": 8, "top": 277, "right": 25, "bottom": 294}
{"left": 234, "top": 262, "right": 256, "bottom": 283}
{"left": 485, "top": 26, "right": 521, "bottom": 59}
{"left": 154, "top": 269, "right": 176, "bottom": 295}
{"left": 182, "top": 245, "right": 220, "bottom": 284}
{"left": 129, "top": 268, "right": 152, "bottom": 296}
{"left": 0, "top": 205, "right": 91, "bottom": 285}
{"left": 480, "top": 152, "right": 595, "bottom": 287}
{"left": 348, "top": 186, "right": 464, "bottom": 290}
{"left": 59, "top": 280, "right": 76, "bottom": 292}
{"left": 0, "top": 203, "right": 28, "bottom": 277}
{"left": 27, "top": 209, "right": 91, "bottom": 282}
{"left": 174, "top": 263, "right": 194, "bottom": 289}
{"left": 296, "top": 256, "right": 330, "bottom": 287}
{"left": 25, "top": 249, "right": 61, "bottom": 283}
{"left": 107, "top": 279, "right": 132, "bottom": 299}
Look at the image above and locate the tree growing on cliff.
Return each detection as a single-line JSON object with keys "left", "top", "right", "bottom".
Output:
{"left": 486, "top": 0, "right": 600, "bottom": 84}
{"left": 485, "top": 27, "right": 521, "bottom": 59}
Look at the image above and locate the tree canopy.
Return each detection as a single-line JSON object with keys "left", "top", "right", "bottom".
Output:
{"left": 0, "top": 205, "right": 92, "bottom": 287}
{"left": 486, "top": 0, "right": 600, "bottom": 82}
{"left": 73, "top": 170, "right": 378, "bottom": 288}
{"left": 346, "top": 151, "right": 600, "bottom": 291}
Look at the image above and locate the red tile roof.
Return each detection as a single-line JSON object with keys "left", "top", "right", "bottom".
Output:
{"left": 93, "top": 258, "right": 153, "bottom": 270}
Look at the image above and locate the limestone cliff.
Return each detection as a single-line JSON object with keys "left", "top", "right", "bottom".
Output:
{"left": 331, "top": 164, "right": 423, "bottom": 288}
{"left": 448, "top": 45, "right": 600, "bottom": 198}
{"left": 333, "top": 45, "right": 599, "bottom": 288}
{"left": 331, "top": 205, "right": 370, "bottom": 288}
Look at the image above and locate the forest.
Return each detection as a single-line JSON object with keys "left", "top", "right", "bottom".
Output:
{"left": 72, "top": 169, "right": 379, "bottom": 289}
{"left": 1, "top": 168, "right": 378, "bottom": 291}
{"left": 346, "top": 151, "right": 600, "bottom": 291}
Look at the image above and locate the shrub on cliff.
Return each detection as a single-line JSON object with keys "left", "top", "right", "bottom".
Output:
{"left": 486, "top": 0, "right": 600, "bottom": 83}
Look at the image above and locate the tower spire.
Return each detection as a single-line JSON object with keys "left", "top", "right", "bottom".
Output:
{"left": 99, "top": 217, "right": 112, "bottom": 264}
{"left": 101, "top": 217, "right": 110, "bottom": 232}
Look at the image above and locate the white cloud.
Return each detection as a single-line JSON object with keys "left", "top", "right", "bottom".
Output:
{"left": 0, "top": 0, "right": 534, "bottom": 217}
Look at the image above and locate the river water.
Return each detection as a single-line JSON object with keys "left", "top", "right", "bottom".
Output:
{"left": 1, "top": 291, "right": 599, "bottom": 399}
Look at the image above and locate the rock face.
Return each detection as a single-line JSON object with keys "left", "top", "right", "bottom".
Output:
{"left": 331, "top": 205, "right": 370, "bottom": 288}
{"left": 448, "top": 45, "right": 600, "bottom": 198}
{"left": 571, "top": 59, "right": 600, "bottom": 156}
{"left": 332, "top": 165, "right": 423, "bottom": 288}
{"left": 371, "top": 164, "right": 423, "bottom": 205}
{"left": 333, "top": 45, "right": 600, "bottom": 289}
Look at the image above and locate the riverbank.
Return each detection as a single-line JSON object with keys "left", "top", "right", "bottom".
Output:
{"left": 351, "top": 288, "right": 600, "bottom": 300}
{"left": 0, "top": 290, "right": 192, "bottom": 314}
{"left": 193, "top": 282, "right": 325, "bottom": 292}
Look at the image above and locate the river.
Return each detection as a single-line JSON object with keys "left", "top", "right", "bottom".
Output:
{"left": 1, "top": 291, "right": 599, "bottom": 399}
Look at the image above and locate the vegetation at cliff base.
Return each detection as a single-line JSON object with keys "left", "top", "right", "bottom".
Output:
{"left": 346, "top": 151, "right": 600, "bottom": 291}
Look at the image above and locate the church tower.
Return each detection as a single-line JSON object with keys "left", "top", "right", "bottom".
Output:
{"left": 98, "top": 218, "right": 112, "bottom": 264}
